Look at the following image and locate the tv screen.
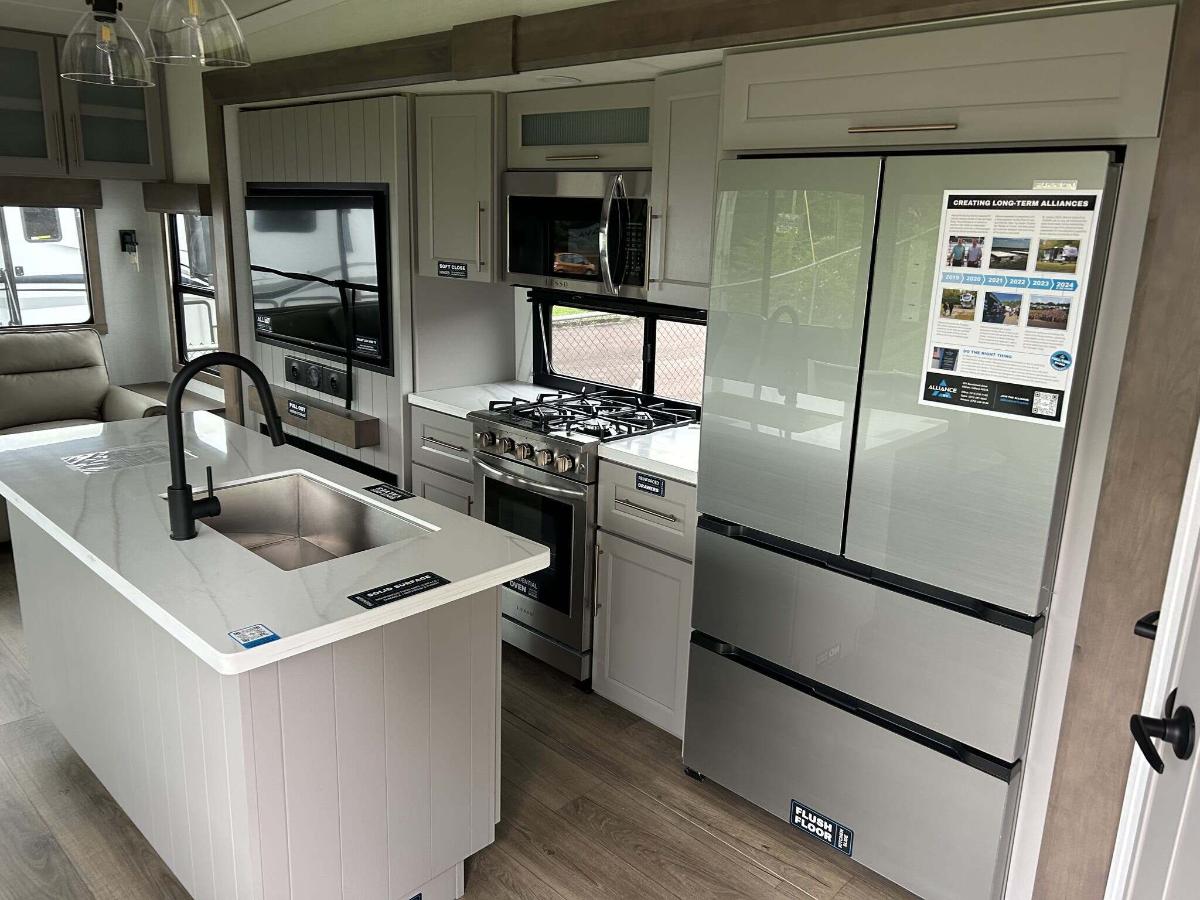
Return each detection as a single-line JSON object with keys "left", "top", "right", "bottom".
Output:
{"left": 246, "top": 183, "right": 390, "bottom": 371}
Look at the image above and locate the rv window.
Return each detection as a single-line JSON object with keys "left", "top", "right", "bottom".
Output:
{"left": 166, "top": 214, "right": 219, "bottom": 364}
{"left": 21, "top": 208, "right": 62, "bottom": 243}
{"left": 0, "top": 206, "right": 93, "bottom": 329}
{"left": 535, "top": 298, "right": 706, "bottom": 406}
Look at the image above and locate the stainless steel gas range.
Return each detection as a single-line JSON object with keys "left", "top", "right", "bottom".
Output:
{"left": 469, "top": 389, "right": 697, "bottom": 684}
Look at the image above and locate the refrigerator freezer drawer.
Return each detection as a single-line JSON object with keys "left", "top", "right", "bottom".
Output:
{"left": 692, "top": 527, "right": 1040, "bottom": 761}
{"left": 683, "top": 643, "right": 1019, "bottom": 900}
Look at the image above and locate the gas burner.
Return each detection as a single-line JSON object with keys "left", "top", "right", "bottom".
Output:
{"left": 572, "top": 420, "right": 616, "bottom": 438}
{"left": 479, "top": 386, "right": 697, "bottom": 442}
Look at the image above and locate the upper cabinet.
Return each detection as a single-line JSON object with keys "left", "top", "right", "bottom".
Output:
{"left": 507, "top": 81, "right": 652, "bottom": 170}
{"left": 649, "top": 67, "right": 721, "bottom": 310}
{"left": 0, "top": 28, "right": 166, "bottom": 180}
{"left": 721, "top": 5, "right": 1175, "bottom": 150}
{"left": 0, "top": 30, "right": 66, "bottom": 176}
{"left": 414, "top": 93, "right": 499, "bottom": 282}
{"left": 58, "top": 77, "right": 167, "bottom": 180}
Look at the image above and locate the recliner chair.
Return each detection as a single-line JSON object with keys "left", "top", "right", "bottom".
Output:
{"left": 0, "top": 328, "right": 166, "bottom": 543}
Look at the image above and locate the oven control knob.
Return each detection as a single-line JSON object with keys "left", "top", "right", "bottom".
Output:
{"left": 535, "top": 449, "right": 555, "bottom": 467}
{"left": 553, "top": 454, "right": 576, "bottom": 474}
{"left": 515, "top": 442, "right": 534, "bottom": 460}
{"left": 498, "top": 437, "right": 516, "bottom": 454}
{"left": 475, "top": 431, "right": 496, "bottom": 448}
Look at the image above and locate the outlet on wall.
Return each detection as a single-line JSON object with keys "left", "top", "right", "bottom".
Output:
{"left": 285, "top": 357, "right": 350, "bottom": 401}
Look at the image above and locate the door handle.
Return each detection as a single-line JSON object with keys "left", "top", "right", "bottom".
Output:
{"left": 1135, "top": 609, "right": 1160, "bottom": 640}
{"left": 1130, "top": 688, "right": 1195, "bottom": 774}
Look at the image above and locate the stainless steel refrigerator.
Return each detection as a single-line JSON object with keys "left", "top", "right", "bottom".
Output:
{"left": 683, "top": 151, "right": 1119, "bottom": 900}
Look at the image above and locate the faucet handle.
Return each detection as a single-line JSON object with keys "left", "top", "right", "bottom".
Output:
{"left": 206, "top": 465, "right": 215, "bottom": 499}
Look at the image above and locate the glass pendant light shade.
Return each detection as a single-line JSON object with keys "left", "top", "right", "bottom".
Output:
{"left": 147, "top": 0, "right": 252, "bottom": 68}
{"left": 61, "top": 3, "right": 155, "bottom": 88}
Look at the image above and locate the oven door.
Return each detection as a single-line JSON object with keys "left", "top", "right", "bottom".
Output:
{"left": 473, "top": 453, "right": 595, "bottom": 650}
{"left": 504, "top": 170, "right": 650, "bottom": 299}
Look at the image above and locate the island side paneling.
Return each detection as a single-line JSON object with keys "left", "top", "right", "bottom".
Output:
{"left": 8, "top": 509, "right": 499, "bottom": 900}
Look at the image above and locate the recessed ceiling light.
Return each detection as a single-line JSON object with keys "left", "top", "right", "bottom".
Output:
{"left": 536, "top": 74, "right": 583, "bottom": 86}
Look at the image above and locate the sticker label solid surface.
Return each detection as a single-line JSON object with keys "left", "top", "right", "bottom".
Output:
{"left": 918, "top": 189, "right": 1101, "bottom": 425}
{"left": 364, "top": 483, "right": 413, "bottom": 502}
{"left": 348, "top": 572, "right": 450, "bottom": 610}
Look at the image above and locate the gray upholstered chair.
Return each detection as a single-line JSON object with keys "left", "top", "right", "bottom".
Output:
{"left": 0, "top": 328, "right": 166, "bottom": 543}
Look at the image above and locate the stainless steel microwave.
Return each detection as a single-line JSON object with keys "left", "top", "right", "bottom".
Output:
{"left": 503, "top": 170, "right": 651, "bottom": 300}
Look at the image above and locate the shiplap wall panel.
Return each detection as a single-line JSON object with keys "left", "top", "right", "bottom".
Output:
{"left": 10, "top": 511, "right": 494, "bottom": 900}
{"left": 238, "top": 97, "right": 413, "bottom": 476}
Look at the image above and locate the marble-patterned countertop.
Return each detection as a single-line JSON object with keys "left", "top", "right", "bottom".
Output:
{"left": 599, "top": 424, "right": 701, "bottom": 485}
{"left": 407, "top": 381, "right": 540, "bottom": 419}
{"left": 0, "top": 414, "right": 548, "bottom": 675}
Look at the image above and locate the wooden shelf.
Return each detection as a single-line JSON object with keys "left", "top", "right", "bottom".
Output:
{"left": 248, "top": 386, "right": 380, "bottom": 449}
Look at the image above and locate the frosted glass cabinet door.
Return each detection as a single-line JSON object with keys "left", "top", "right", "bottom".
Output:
{"left": 0, "top": 30, "right": 65, "bottom": 175}
{"left": 844, "top": 151, "right": 1115, "bottom": 615}
{"left": 59, "top": 78, "right": 166, "bottom": 179}
{"left": 697, "top": 156, "right": 881, "bottom": 553}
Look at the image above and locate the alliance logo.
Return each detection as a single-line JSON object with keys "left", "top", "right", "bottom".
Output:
{"left": 1049, "top": 350, "right": 1073, "bottom": 371}
{"left": 927, "top": 378, "right": 957, "bottom": 400}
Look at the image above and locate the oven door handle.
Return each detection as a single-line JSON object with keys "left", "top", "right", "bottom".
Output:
{"left": 475, "top": 458, "right": 588, "bottom": 499}
{"left": 598, "top": 173, "right": 619, "bottom": 295}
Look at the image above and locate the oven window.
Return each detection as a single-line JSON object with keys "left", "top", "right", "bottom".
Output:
{"left": 486, "top": 478, "right": 573, "bottom": 615}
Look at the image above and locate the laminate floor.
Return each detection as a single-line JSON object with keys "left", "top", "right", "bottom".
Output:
{"left": 0, "top": 546, "right": 914, "bottom": 900}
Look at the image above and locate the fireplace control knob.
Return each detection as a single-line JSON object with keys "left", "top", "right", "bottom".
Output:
{"left": 553, "top": 454, "right": 576, "bottom": 474}
{"left": 498, "top": 437, "right": 516, "bottom": 454}
{"left": 535, "top": 449, "right": 555, "bottom": 467}
{"left": 515, "top": 443, "right": 534, "bottom": 460}
{"left": 475, "top": 431, "right": 496, "bottom": 448}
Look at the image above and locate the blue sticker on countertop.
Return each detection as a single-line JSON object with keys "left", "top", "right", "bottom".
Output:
{"left": 229, "top": 624, "right": 280, "bottom": 649}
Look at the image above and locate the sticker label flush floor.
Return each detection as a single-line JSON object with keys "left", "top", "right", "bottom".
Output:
{"left": 790, "top": 800, "right": 854, "bottom": 856}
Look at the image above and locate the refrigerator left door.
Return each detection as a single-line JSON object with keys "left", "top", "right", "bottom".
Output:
{"left": 697, "top": 156, "right": 882, "bottom": 554}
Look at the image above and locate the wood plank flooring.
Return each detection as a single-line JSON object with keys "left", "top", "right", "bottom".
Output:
{"left": 0, "top": 546, "right": 914, "bottom": 900}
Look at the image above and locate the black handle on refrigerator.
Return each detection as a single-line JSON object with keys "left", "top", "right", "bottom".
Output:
{"left": 1135, "top": 609, "right": 1161, "bottom": 640}
{"left": 1130, "top": 688, "right": 1195, "bottom": 774}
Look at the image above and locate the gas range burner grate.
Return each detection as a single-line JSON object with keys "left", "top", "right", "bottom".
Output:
{"left": 487, "top": 388, "right": 697, "bottom": 440}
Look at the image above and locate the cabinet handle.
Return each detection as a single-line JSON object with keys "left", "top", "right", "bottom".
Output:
{"left": 422, "top": 436, "right": 467, "bottom": 454}
{"left": 648, "top": 209, "right": 664, "bottom": 285}
{"left": 614, "top": 497, "right": 677, "bottom": 523}
{"left": 476, "top": 201, "right": 485, "bottom": 271}
{"left": 70, "top": 114, "right": 83, "bottom": 162}
{"left": 545, "top": 154, "right": 601, "bottom": 161}
{"left": 50, "top": 112, "right": 64, "bottom": 169}
{"left": 847, "top": 123, "right": 957, "bottom": 134}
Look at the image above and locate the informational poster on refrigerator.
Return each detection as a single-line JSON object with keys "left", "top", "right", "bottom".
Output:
{"left": 917, "top": 189, "right": 1101, "bottom": 426}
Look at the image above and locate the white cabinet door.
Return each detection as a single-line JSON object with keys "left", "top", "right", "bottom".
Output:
{"left": 411, "top": 462, "right": 476, "bottom": 518}
{"left": 649, "top": 67, "right": 721, "bottom": 310}
{"left": 414, "top": 93, "right": 496, "bottom": 282}
{"left": 593, "top": 529, "right": 693, "bottom": 738}
{"left": 507, "top": 82, "right": 652, "bottom": 170}
{"left": 0, "top": 29, "right": 66, "bottom": 176}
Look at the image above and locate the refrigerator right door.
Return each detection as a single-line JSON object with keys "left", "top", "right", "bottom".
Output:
{"left": 698, "top": 156, "right": 881, "bottom": 553}
{"left": 844, "top": 151, "right": 1116, "bottom": 615}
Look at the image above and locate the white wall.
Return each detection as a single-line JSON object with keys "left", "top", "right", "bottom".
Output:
{"left": 94, "top": 180, "right": 174, "bottom": 386}
{"left": 163, "top": 68, "right": 209, "bottom": 183}
{"left": 412, "top": 277, "right": 516, "bottom": 391}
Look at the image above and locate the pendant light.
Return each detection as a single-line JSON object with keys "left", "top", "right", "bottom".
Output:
{"left": 61, "top": 0, "right": 155, "bottom": 88}
{"left": 146, "top": 0, "right": 252, "bottom": 68}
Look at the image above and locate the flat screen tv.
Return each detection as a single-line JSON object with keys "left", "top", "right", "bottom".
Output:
{"left": 245, "top": 183, "right": 391, "bottom": 373}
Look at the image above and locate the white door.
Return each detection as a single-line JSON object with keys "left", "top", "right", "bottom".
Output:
{"left": 1108, "top": 428, "right": 1200, "bottom": 899}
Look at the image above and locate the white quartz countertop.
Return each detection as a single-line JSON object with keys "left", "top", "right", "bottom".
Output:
{"left": 408, "top": 381, "right": 540, "bottom": 419}
{"left": 599, "top": 424, "right": 701, "bottom": 485}
{"left": 0, "top": 414, "right": 548, "bottom": 676}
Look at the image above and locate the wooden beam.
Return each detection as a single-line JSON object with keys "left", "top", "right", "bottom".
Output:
{"left": 514, "top": 0, "right": 1096, "bottom": 69}
{"left": 1033, "top": 5, "right": 1200, "bottom": 897}
{"left": 451, "top": 15, "right": 518, "bottom": 79}
{"left": 141, "top": 182, "right": 212, "bottom": 216}
{"left": 203, "top": 86, "right": 244, "bottom": 424}
{"left": 247, "top": 386, "right": 381, "bottom": 449}
{"left": 0, "top": 176, "right": 101, "bottom": 209}
{"left": 202, "top": 31, "right": 453, "bottom": 106}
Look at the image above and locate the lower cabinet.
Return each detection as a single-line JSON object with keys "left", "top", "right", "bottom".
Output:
{"left": 411, "top": 461, "right": 476, "bottom": 518}
{"left": 593, "top": 529, "right": 693, "bottom": 738}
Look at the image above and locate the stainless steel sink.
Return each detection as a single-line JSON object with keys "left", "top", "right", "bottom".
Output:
{"left": 193, "top": 473, "right": 429, "bottom": 571}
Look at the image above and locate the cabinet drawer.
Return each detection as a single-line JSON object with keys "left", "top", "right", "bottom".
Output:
{"left": 507, "top": 82, "right": 653, "bottom": 170}
{"left": 410, "top": 462, "right": 475, "bottom": 518}
{"left": 691, "top": 527, "right": 1038, "bottom": 761}
{"left": 684, "top": 643, "right": 1018, "bottom": 900}
{"left": 410, "top": 405, "right": 474, "bottom": 481}
{"left": 722, "top": 6, "right": 1174, "bottom": 149}
{"left": 598, "top": 463, "right": 696, "bottom": 560}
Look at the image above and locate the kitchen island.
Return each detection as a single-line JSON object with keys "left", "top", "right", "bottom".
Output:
{"left": 0, "top": 412, "right": 549, "bottom": 900}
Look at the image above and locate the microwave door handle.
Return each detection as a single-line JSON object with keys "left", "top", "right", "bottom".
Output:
{"left": 599, "top": 174, "right": 618, "bottom": 294}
